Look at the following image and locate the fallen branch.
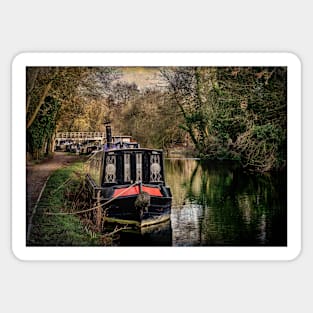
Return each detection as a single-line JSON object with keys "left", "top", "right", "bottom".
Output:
{"left": 102, "top": 225, "right": 130, "bottom": 238}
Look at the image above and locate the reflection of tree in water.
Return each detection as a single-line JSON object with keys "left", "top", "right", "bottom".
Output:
{"left": 165, "top": 159, "right": 200, "bottom": 206}
{"left": 198, "top": 162, "right": 286, "bottom": 246}
{"left": 166, "top": 159, "right": 287, "bottom": 246}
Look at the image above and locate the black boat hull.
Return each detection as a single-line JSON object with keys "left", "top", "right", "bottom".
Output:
{"left": 103, "top": 194, "right": 172, "bottom": 227}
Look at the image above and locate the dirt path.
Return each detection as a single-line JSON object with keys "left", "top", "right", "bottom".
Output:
{"left": 26, "top": 152, "right": 82, "bottom": 228}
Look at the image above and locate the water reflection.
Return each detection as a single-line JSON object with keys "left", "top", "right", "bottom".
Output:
{"left": 171, "top": 204, "right": 203, "bottom": 246}
{"left": 118, "top": 220, "right": 172, "bottom": 246}
{"left": 166, "top": 159, "right": 287, "bottom": 246}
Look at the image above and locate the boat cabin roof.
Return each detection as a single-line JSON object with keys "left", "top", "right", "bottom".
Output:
{"left": 106, "top": 147, "right": 162, "bottom": 153}
{"left": 105, "top": 141, "right": 140, "bottom": 149}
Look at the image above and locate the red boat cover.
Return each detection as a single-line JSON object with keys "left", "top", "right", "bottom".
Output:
{"left": 113, "top": 185, "right": 162, "bottom": 197}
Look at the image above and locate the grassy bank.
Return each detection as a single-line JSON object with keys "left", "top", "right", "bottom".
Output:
{"left": 28, "top": 161, "right": 103, "bottom": 246}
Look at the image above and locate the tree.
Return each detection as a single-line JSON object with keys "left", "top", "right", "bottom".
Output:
{"left": 110, "top": 81, "right": 140, "bottom": 107}
{"left": 26, "top": 67, "right": 119, "bottom": 159}
{"left": 27, "top": 96, "right": 61, "bottom": 159}
{"left": 116, "top": 87, "right": 185, "bottom": 149}
{"left": 160, "top": 67, "right": 218, "bottom": 154}
{"left": 161, "top": 66, "right": 287, "bottom": 172}
{"left": 213, "top": 67, "right": 287, "bottom": 171}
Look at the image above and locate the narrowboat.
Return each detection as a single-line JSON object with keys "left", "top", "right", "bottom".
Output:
{"left": 83, "top": 126, "right": 172, "bottom": 227}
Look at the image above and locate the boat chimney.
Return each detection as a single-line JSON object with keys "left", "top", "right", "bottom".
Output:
{"left": 105, "top": 125, "right": 112, "bottom": 148}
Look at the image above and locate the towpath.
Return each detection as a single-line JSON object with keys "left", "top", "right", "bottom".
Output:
{"left": 26, "top": 152, "right": 82, "bottom": 231}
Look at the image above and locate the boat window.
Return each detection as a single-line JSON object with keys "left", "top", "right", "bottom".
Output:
{"left": 104, "top": 154, "right": 117, "bottom": 183}
{"left": 136, "top": 153, "right": 142, "bottom": 182}
{"left": 150, "top": 154, "right": 162, "bottom": 182}
{"left": 124, "top": 153, "right": 131, "bottom": 182}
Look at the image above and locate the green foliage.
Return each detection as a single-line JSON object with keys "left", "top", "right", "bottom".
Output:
{"left": 28, "top": 162, "right": 101, "bottom": 246}
{"left": 27, "top": 66, "right": 287, "bottom": 172}
{"left": 252, "top": 124, "right": 283, "bottom": 141}
{"left": 162, "top": 67, "right": 287, "bottom": 172}
{"left": 27, "top": 96, "right": 60, "bottom": 159}
{"left": 115, "top": 89, "right": 186, "bottom": 149}
{"left": 26, "top": 67, "right": 119, "bottom": 159}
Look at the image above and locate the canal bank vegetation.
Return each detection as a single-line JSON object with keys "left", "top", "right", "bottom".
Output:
{"left": 26, "top": 66, "right": 286, "bottom": 172}
{"left": 26, "top": 67, "right": 120, "bottom": 160}
{"left": 160, "top": 67, "right": 287, "bottom": 172}
{"left": 27, "top": 160, "right": 121, "bottom": 246}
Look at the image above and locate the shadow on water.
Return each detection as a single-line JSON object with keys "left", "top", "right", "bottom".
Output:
{"left": 166, "top": 159, "right": 287, "bottom": 246}
{"left": 118, "top": 220, "right": 173, "bottom": 246}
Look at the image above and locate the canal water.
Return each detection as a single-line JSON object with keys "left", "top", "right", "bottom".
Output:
{"left": 119, "top": 158, "right": 287, "bottom": 246}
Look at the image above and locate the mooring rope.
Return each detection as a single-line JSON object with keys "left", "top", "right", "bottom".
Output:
{"left": 44, "top": 181, "right": 139, "bottom": 216}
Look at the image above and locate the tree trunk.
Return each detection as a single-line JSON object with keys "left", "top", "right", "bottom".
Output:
{"left": 26, "top": 81, "right": 53, "bottom": 129}
{"left": 26, "top": 67, "right": 59, "bottom": 129}
{"left": 26, "top": 68, "right": 39, "bottom": 114}
{"left": 50, "top": 133, "right": 56, "bottom": 154}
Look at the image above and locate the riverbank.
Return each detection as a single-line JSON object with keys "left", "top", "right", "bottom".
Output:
{"left": 26, "top": 152, "right": 103, "bottom": 245}
{"left": 26, "top": 152, "right": 83, "bottom": 231}
{"left": 27, "top": 151, "right": 129, "bottom": 246}
{"left": 27, "top": 159, "right": 105, "bottom": 246}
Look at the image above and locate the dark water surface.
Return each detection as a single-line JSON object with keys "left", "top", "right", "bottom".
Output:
{"left": 120, "top": 159, "right": 287, "bottom": 246}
